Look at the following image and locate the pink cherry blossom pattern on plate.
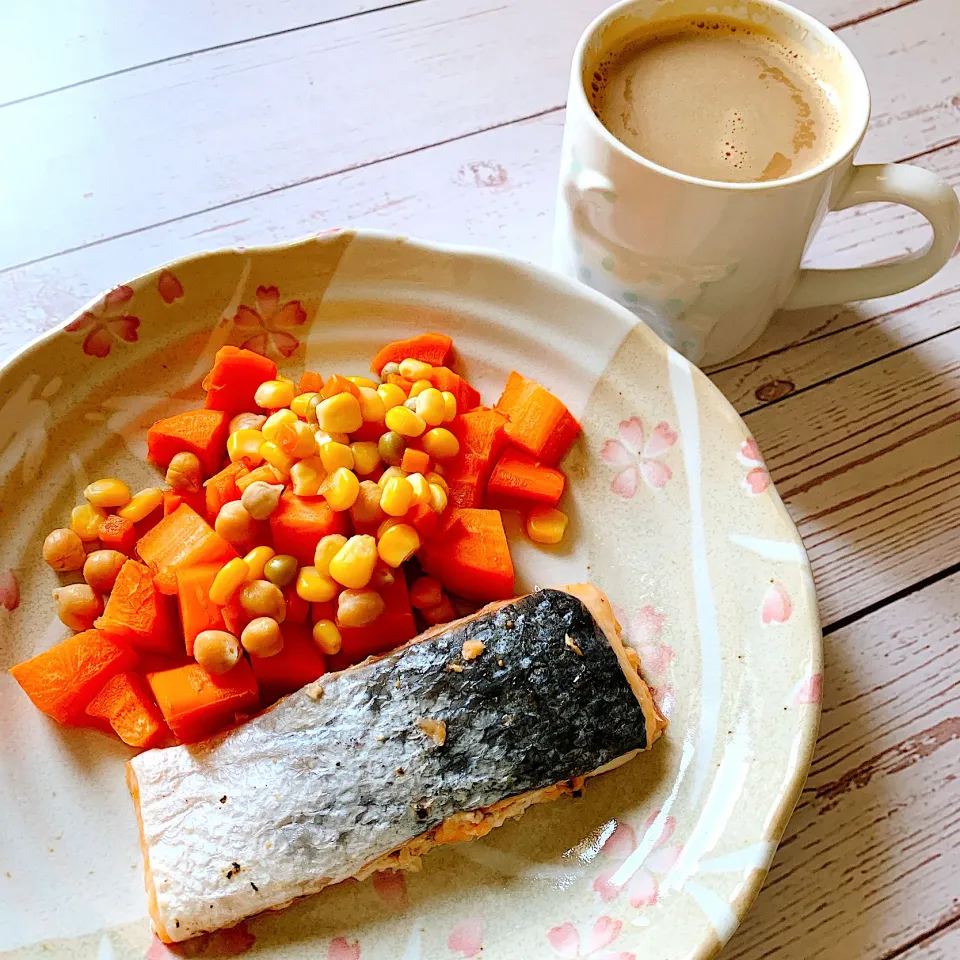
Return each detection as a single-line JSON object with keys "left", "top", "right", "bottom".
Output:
{"left": 789, "top": 671, "right": 823, "bottom": 706}
{"left": 593, "top": 811, "right": 682, "bottom": 909}
{"left": 737, "top": 438, "right": 771, "bottom": 495}
{"left": 602, "top": 417, "right": 677, "bottom": 499}
{"left": 547, "top": 915, "right": 635, "bottom": 959}
{"left": 761, "top": 581, "right": 792, "bottom": 625}
{"left": 448, "top": 916, "right": 484, "bottom": 958}
{"left": 371, "top": 869, "right": 407, "bottom": 911}
{"left": 233, "top": 285, "right": 307, "bottom": 358}
{"left": 617, "top": 604, "right": 675, "bottom": 719}
{"left": 0, "top": 570, "right": 20, "bottom": 611}
{"left": 65, "top": 285, "right": 140, "bottom": 359}
{"left": 327, "top": 937, "right": 362, "bottom": 960}
{"left": 157, "top": 270, "right": 184, "bottom": 304}
{"left": 145, "top": 922, "right": 254, "bottom": 959}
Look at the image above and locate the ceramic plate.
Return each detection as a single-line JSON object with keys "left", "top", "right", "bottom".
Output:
{"left": 0, "top": 231, "right": 820, "bottom": 960}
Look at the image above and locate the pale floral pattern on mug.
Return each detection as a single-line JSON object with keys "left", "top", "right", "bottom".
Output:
{"left": 547, "top": 915, "right": 635, "bottom": 960}
{"left": 602, "top": 417, "right": 677, "bottom": 498}
{"left": 761, "top": 581, "right": 792, "bottom": 625}
{"left": 448, "top": 916, "right": 484, "bottom": 957}
{"left": 592, "top": 812, "right": 682, "bottom": 908}
{"left": 65, "top": 285, "right": 140, "bottom": 358}
{"left": 233, "top": 284, "right": 307, "bottom": 358}
{"left": 738, "top": 438, "right": 771, "bottom": 495}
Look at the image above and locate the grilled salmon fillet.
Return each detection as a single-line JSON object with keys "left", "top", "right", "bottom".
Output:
{"left": 127, "top": 583, "right": 666, "bottom": 941}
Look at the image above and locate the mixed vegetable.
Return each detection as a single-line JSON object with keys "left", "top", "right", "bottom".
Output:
{"left": 12, "top": 333, "right": 579, "bottom": 748}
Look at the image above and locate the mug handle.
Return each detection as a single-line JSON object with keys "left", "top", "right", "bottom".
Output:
{"left": 783, "top": 163, "right": 960, "bottom": 310}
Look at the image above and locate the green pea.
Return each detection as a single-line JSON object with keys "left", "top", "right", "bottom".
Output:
{"left": 377, "top": 430, "right": 406, "bottom": 466}
{"left": 263, "top": 554, "right": 299, "bottom": 587}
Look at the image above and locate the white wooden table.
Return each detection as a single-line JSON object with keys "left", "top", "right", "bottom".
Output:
{"left": 2, "top": 1, "right": 958, "bottom": 957}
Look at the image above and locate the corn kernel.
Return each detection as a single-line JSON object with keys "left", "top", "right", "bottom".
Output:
{"left": 290, "top": 392, "right": 318, "bottom": 417}
{"left": 275, "top": 420, "right": 316, "bottom": 459}
{"left": 408, "top": 379, "right": 433, "bottom": 398}
{"left": 71, "top": 503, "right": 107, "bottom": 541}
{"left": 296, "top": 566, "right": 339, "bottom": 602}
{"left": 314, "top": 393, "right": 363, "bottom": 434}
{"left": 229, "top": 412, "right": 267, "bottom": 433}
{"left": 116, "top": 487, "right": 164, "bottom": 522}
{"left": 377, "top": 382, "right": 408, "bottom": 410}
{"left": 351, "top": 480, "right": 385, "bottom": 525}
{"left": 378, "top": 465, "right": 408, "bottom": 487}
{"left": 357, "top": 387, "right": 386, "bottom": 423}
{"left": 429, "top": 482, "right": 448, "bottom": 513}
{"left": 313, "top": 619, "right": 343, "bottom": 655}
{"left": 210, "top": 558, "right": 250, "bottom": 605}
{"left": 385, "top": 405, "right": 426, "bottom": 438}
{"left": 262, "top": 408, "right": 298, "bottom": 442}
{"left": 399, "top": 358, "right": 433, "bottom": 381}
{"left": 380, "top": 476, "right": 415, "bottom": 516}
{"left": 318, "top": 440, "right": 355, "bottom": 473}
{"left": 407, "top": 473, "right": 431, "bottom": 505}
{"left": 315, "top": 534, "right": 349, "bottom": 576}
{"left": 84, "top": 478, "right": 131, "bottom": 509}
{"left": 377, "top": 523, "right": 421, "bottom": 567}
{"left": 277, "top": 375, "right": 296, "bottom": 388}
{"left": 321, "top": 467, "right": 360, "bottom": 512}
{"left": 254, "top": 379, "right": 296, "bottom": 409}
{"left": 243, "top": 545, "right": 276, "bottom": 581}
{"left": 526, "top": 506, "right": 568, "bottom": 544}
{"left": 441, "top": 391, "right": 457, "bottom": 422}
{"left": 329, "top": 534, "right": 378, "bottom": 589}
{"left": 421, "top": 427, "right": 459, "bottom": 459}
{"left": 260, "top": 441, "right": 296, "bottom": 475}
{"left": 347, "top": 376, "right": 378, "bottom": 390}
{"left": 409, "top": 576, "right": 444, "bottom": 610}
{"left": 351, "top": 441, "right": 381, "bottom": 476}
{"left": 227, "top": 428, "right": 266, "bottom": 464}
{"left": 289, "top": 456, "right": 327, "bottom": 496}
{"left": 415, "top": 388, "right": 446, "bottom": 426}
{"left": 425, "top": 471, "right": 448, "bottom": 493}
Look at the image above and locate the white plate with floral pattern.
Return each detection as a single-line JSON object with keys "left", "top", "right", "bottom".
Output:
{"left": 0, "top": 230, "right": 820, "bottom": 960}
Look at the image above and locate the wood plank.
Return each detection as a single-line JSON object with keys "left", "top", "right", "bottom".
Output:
{"left": 0, "top": 0, "right": 410, "bottom": 105}
{"left": 723, "top": 572, "right": 960, "bottom": 960}
{"left": 895, "top": 923, "right": 960, "bottom": 960}
{"left": 1, "top": 0, "right": 955, "bottom": 271}
{"left": 743, "top": 327, "right": 960, "bottom": 626}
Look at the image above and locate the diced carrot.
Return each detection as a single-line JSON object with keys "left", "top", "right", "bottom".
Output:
{"left": 311, "top": 600, "right": 335, "bottom": 624}
{"left": 486, "top": 450, "right": 566, "bottom": 506}
{"left": 147, "top": 660, "right": 259, "bottom": 744}
{"left": 95, "top": 560, "right": 181, "bottom": 655}
{"left": 236, "top": 463, "right": 284, "bottom": 493}
{"left": 404, "top": 502, "right": 439, "bottom": 539}
{"left": 221, "top": 596, "right": 247, "bottom": 637}
{"left": 137, "top": 504, "right": 238, "bottom": 595}
{"left": 204, "top": 346, "right": 278, "bottom": 415}
{"left": 321, "top": 373, "right": 361, "bottom": 400}
{"left": 269, "top": 490, "right": 350, "bottom": 566}
{"left": 495, "top": 371, "right": 580, "bottom": 465}
{"left": 282, "top": 582, "right": 310, "bottom": 624}
{"left": 350, "top": 420, "right": 387, "bottom": 443}
{"left": 298, "top": 370, "right": 324, "bottom": 394}
{"left": 205, "top": 461, "right": 249, "bottom": 523}
{"left": 445, "top": 408, "right": 508, "bottom": 507}
{"left": 386, "top": 373, "right": 414, "bottom": 394}
{"left": 176, "top": 564, "right": 227, "bottom": 656}
{"left": 100, "top": 514, "right": 138, "bottom": 555}
{"left": 250, "top": 622, "right": 326, "bottom": 705}
{"left": 420, "top": 508, "right": 514, "bottom": 603}
{"left": 10, "top": 630, "right": 138, "bottom": 725}
{"left": 429, "top": 367, "right": 481, "bottom": 412}
{"left": 85, "top": 672, "right": 169, "bottom": 749}
{"left": 370, "top": 333, "right": 454, "bottom": 375}
{"left": 163, "top": 489, "right": 207, "bottom": 518}
{"left": 400, "top": 448, "right": 430, "bottom": 474}
{"left": 330, "top": 574, "right": 416, "bottom": 670}
{"left": 147, "top": 408, "right": 231, "bottom": 477}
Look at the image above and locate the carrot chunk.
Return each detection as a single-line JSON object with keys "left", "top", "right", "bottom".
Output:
{"left": 147, "top": 660, "right": 259, "bottom": 744}
{"left": 404, "top": 501, "right": 440, "bottom": 539}
{"left": 329, "top": 574, "right": 416, "bottom": 670}
{"left": 85, "top": 672, "right": 169, "bottom": 749}
{"left": 176, "top": 564, "right": 227, "bottom": 656}
{"left": 269, "top": 490, "right": 350, "bottom": 566}
{"left": 250, "top": 622, "right": 326, "bottom": 705}
{"left": 95, "top": 559, "right": 181, "bottom": 655}
{"left": 445, "top": 408, "right": 508, "bottom": 507}
{"left": 203, "top": 345, "right": 278, "bottom": 415}
{"left": 420, "top": 508, "right": 514, "bottom": 603}
{"left": 370, "top": 333, "right": 454, "bottom": 375}
{"left": 495, "top": 372, "right": 580, "bottom": 465}
{"left": 320, "top": 373, "right": 362, "bottom": 400}
{"left": 298, "top": 370, "right": 324, "bottom": 394}
{"left": 400, "top": 448, "right": 430, "bottom": 474}
{"left": 162, "top": 489, "right": 207, "bottom": 518}
{"left": 100, "top": 513, "right": 138, "bottom": 555}
{"left": 486, "top": 450, "right": 566, "bottom": 506}
{"left": 147, "top": 408, "right": 230, "bottom": 477}
{"left": 10, "top": 630, "right": 138, "bottom": 725}
{"left": 204, "top": 461, "right": 249, "bottom": 523}
{"left": 282, "top": 582, "right": 310, "bottom": 624}
{"left": 429, "top": 367, "right": 481, "bottom": 412}
{"left": 136, "top": 504, "right": 238, "bottom": 595}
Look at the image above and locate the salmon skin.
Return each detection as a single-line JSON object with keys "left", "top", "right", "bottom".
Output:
{"left": 128, "top": 585, "right": 665, "bottom": 941}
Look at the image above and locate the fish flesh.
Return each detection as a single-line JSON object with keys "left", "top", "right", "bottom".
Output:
{"left": 127, "top": 584, "right": 666, "bottom": 941}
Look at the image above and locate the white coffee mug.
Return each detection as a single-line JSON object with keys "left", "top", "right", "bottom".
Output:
{"left": 553, "top": 0, "right": 960, "bottom": 366}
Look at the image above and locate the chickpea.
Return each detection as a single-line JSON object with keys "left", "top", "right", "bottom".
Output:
{"left": 229, "top": 412, "right": 267, "bottom": 433}
{"left": 215, "top": 500, "right": 255, "bottom": 544}
{"left": 193, "top": 629, "right": 242, "bottom": 675}
{"left": 52, "top": 583, "right": 103, "bottom": 631}
{"left": 240, "top": 480, "right": 284, "bottom": 520}
{"left": 380, "top": 362, "right": 401, "bottom": 377}
{"left": 337, "top": 588, "right": 386, "bottom": 627}
{"left": 165, "top": 451, "right": 203, "bottom": 492}
{"left": 241, "top": 616, "right": 284, "bottom": 658}
{"left": 239, "top": 579, "right": 286, "bottom": 622}
{"left": 42, "top": 528, "right": 87, "bottom": 571}
{"left": 369, "top": 565, "right": 395, "bottom": 590}
{"left": 377, "top": 431, "right": 406, "bottom": 466}
{"left": 82, "top": 549, "right": 127, "bottom": 593}
{"left": 350, "top": 480, "right": 385, "bottom": 526}
{"left": 263, "top": 554, "right": 298, "bottom": 587}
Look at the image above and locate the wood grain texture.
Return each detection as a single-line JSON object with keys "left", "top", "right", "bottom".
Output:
{"left": 895, "top": 922, "right": 960, "bottom": 960}
{"left": 724, "top": 572, "right": 960, "bottom": 960}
